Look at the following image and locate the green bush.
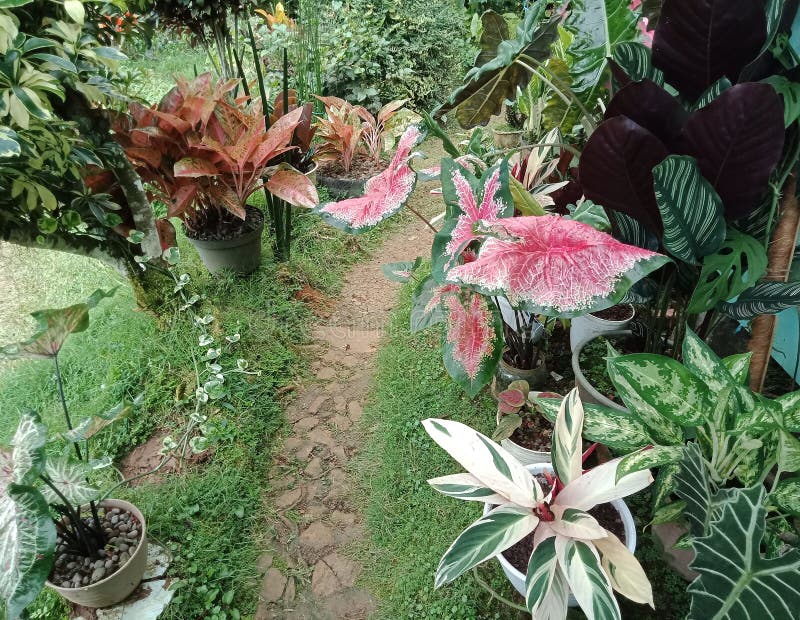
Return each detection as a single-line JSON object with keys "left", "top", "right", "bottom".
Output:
{"left": 318, "top": 0, "right": 475, "bottom": 111}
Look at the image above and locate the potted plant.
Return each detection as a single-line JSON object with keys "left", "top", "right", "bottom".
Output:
{"left": 0, "top": 290, "right": 150, "bottom": 614}
{"left": 422, "top": 388, "right": 654, "bottom": 618}
{"left": 493, "top": 100, "right": 524, "bottom": 148}
{"left": 115, "top": 73, "right": 318, "bottom": 274}
{"left": 492, "top": 380, "right": 557, "bottom": 465}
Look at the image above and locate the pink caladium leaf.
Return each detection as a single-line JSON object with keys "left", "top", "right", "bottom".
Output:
{"left": 441, "top": 290, "right": 504, "bottom": 397}
{"left": 447, "top": 216, "right": 669, "bottom": 318}
{"left": 410, "top": 275, "right": 461, "bottom": 333}
{"left": 313, "top": 125, "right": 423, "bottom": 233}
{"left": 431, "top": 159, "right": 514, "bottom": 283}
{"left": 381, "top": 257, "right": 423, "bottom": 283}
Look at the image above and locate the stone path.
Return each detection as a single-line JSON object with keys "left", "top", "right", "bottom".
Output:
{"left": 255, "top": 162, "right": 442, "bottom": 619}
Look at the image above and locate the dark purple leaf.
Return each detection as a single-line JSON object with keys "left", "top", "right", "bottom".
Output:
{"left": 604, "top": 79, "right": 687, "bottom": 151}
{"left": 681, "top": 82, "right": 785, "bottom": 220}
{"left": 651, "top": 0, "right": 766, "bottom": 101}
{"left": 579, "top": 116, "right": 669, "bottom": 235}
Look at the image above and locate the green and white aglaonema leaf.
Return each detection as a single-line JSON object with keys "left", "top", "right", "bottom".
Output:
{"left": 652, "top": 155, "right": 726, "bottom": 264}
{"left": 721, "top": 352, "right": 752, "bottom": 385}
{"left": 687, "top": 229, "right": 767, "bottom": 314}
{"left": 556, "top": 537, "right": 621, "bottom": 620}
{"left": 0, "top": 484, "right": 56, "bottom": 620}
{"left": 40, "top": 457, "right": 98, "bottom": 506}
{"left": 434, "top": 503, "right": 539, "bottom": 588}
{"left": 651, "top": 460, "right": 680, "bottom": 511}
{"left": 525, "top": 538, "right": 568, "bottom": 617}
{"left": 0, "top": 288, "right": 116, "bottom": 360}
{"left": 62, "top": 399, "right": 135, "bottom": 443}
{"left": 677, "top": 445, "right": 800, "bottom": 620}
{"left": 616, "top": 445, "right": 684, "bottom": 483}
{"left": 770, "top": 478, "right": 800, "bottom": 516}
{"left": 681, "top": 327, "right": 737, "bottom": 394}
{"left": 552, "top": 388, "right": 583, "bottom": 486}
{"left": 778, "top": 431, "right": 800, "bottom": 473}
{"left": 776, "top": 390, "right": 800, "bottom": 432}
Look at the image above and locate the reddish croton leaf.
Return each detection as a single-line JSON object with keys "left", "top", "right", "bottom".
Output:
{"left": 447, "top": 216, "right": 669, "bottom": 317}
{"left": 313, "top": 125, "right": 423, "bottom": 233}
{"left": 442, "top": 290, "right": 504, "bottom": 397}
{"left": 431, "top": 159, "right": 514, "bottom": 282}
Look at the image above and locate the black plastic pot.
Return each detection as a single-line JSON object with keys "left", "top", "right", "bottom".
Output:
{"left": 186, "top": 206, "right": 264, "bottom": 275}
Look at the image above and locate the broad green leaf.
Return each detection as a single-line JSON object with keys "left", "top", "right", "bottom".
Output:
{"left": 63, "top": 0, "right": 85, "bottom": 24}
{"left": 593, "top": 531, "right": 654, "bottom": 606}
{"left": 771, "top": 478, "right": 800, "bottom": 516}
{"left": 422, "top": 418, "right": 541, "bottom": 507}
{"left": 763, "top": 75, "right": 800, "bottom": 127}
{"left": 0, "top": 412, "right": 47, "bottom": 489}
{"left": 616, "top": 445, "right": 684, "bottom": 482}
{"left": 552, "top": 389, "right": 583, "bottom": 486}
{"left": 681, "top": 327, "right": 737, "bottom": 394}
{"left": 525, "top": 538, "right": 565, "bottom": 615}
{"left": 778, "top": 431, "right": 800, "bottom": 473}
{"left": 381, "top": 258, "right": 422, "bottom": 283}
{"left": 719, "top": 281, "right": 800, "bottom": 320}
{"left": 534, "top": 395, "right": 653, "bottom": 452}
{"left": 721, "top": 352, "right": 751, "bottom": 385}
{"left": 509, "top": 176, "right": 546, "bottom": 216}
{"left": 611, "top": 41, "right": 664, "bottom": 85}
{"left": 674, "top": 443, "right": 718, "bottom": 539}
{"left": 609, "top": 353, "right": 712, "bottom": 428}
{"left": 542, "top": 57, "right": 581, "bottom": 134}
{"left": 427, "top": 473, "right": 507, "bottom": 505}
{"left": 491, "top": 413, "right": 522, "bottom": 442}
{"left": 41, "top": 457, "right": 98, "bottom": 506}
{"left": 653, "top": 155, "right": 726, "bottom": 264}
{"left": 29, "top": 53, "right": 77, "bottom": 74}
{"left": 556, "top": 537, "right": 621, "bottom": 620}
{"left": 0, "top": 484, "right": 56, "bottom": 619}
{"left": 434, "top": 503, "right": 539, "bottom": 588}
{"left": 777, "top": 390, "right": 800, "bottom": 432}
{"left": 62, "top": 399, "right": 134, "bottom": 443}
{"left": 652, "top": 460, "right": 680, "bottom": 511}
{"left": 688, "top": 229, "right": 768, "bottom": 314}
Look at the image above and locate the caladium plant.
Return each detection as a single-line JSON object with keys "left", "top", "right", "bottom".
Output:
{"left": 423, "top": 388, "right": 654, "bottom": 619}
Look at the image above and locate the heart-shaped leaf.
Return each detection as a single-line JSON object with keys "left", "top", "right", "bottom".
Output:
{"left": 410, "top": 276, "right": 459, "bottom": 333}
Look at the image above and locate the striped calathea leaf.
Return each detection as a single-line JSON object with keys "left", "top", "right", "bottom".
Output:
{"left": 424, "top": 392, "right": 654, "bottom": 618}
{"left": 552, "top": 389, "right": 584, "bottom": 486}
{"left": 445, "top": 215, "right": 669, "bottom": 318}
{"left": 718, "top": 281, "right": 800, "bottom": 320}
{"left": 676, "top": 444, "right": 800, "bottom": 620}
{"left": 313, "top": 125, "right": 423, "bottom": 233}
{"left": 431, "top": 159, "right": 514, "bottom": 283}
{"left": 0, "top": 412, "right": 55, "bottom": 619}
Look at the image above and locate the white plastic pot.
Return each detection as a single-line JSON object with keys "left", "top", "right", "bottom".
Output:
{"left": 572, "top": 330, "right": 631, "bottom": 412}
{"left": 495, "top": 410, "right": 550, "bottom": 466}
{"left": 569, "top": 305, "right": 634, "bottom": 353}
{"left": 483, "top": 463, "right": 637, "bottom": 608}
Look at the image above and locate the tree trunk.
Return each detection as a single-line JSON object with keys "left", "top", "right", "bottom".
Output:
{"left": 748, "top": 176, "right": 800, "bottom": 392}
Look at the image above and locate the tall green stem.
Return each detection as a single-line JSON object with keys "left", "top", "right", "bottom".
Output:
{"left": 54, "top": 355, "right": 82, "bottom": 461}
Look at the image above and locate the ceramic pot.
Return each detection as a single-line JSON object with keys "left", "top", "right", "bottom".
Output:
{"left": 570, "top": 305, "right": 635, "bottom": 353}
{"left": 571, "top": 330, "right": 631, "bottom": 412}
{"left": 47, "top": 499, "right": 148, "bottom": 608}
{"left": 494, "top": 409, "right": 550, "bottom": 466}
{"left": 493, "top": 128, "right": 523, "bottom": 149}
{"left": 484, "top": 463, "right": 637, "bottom": 607}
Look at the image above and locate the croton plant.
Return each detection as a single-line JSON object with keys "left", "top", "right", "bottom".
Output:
{"left": 423, "top": 388, "right": 654, "bottom": 619}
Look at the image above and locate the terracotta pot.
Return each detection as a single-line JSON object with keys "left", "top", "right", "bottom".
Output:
{"left": 570, "top": 305, "right": 635, "bottom": 353}
{"left": 47, "top": 499, "right": 148, "bottom": 608}
{"left": 493, "top": 128, "right": 523, "bottom": 149}
{"left": 186, "top": 205, "right": 264, "bottom": 275}
{"left": 571, "top": 330, "right": 631, "bottom": 412}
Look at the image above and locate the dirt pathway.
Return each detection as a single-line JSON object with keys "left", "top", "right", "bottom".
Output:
{"left": 255, "top": 153, "right": 443, "bottom": 619}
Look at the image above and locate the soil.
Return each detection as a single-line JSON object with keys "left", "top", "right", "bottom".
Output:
{"left": 318, "top": 156, "right": 386, "bottom": 180}
{"left": 539, "top": 322, "right": 574, "bottom": 395}
{"left": 506, "top": 412, "right": 553, "bottom": 452}
{"left": 50, "top": 506, "right": 142, "bottom": 588}
{"left": 503, "top": 501, "right": 625, "bottom": 574}
{"left": 591, "top": 304, "right": 634, "bottom": 322}
{"left": 185, "top": 205, "right": 263, "bottom": 242}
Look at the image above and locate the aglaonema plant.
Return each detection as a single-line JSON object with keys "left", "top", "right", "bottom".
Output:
{"left": 423, "top": 388, "right": 654, "bottom": 619}
{"left": 534, "top": 326, "right": 800, "bottom": 556}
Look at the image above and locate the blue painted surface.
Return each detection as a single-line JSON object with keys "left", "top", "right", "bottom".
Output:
{"left": 772, "top": 307, "right": 800, "bottom": 382}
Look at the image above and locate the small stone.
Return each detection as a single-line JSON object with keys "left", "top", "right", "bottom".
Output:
{"left": 72, "top": 574, "right": 82, "bottom": 587}
{"left": 91, "top": 567, "right": 106, "bottom": 582}
{"left": 111, "top": 515, "right": 119, "bottom": 525}
{"left": 108, "top": 537, "right": 119, "bottom": 545}
{"left": 299, "top": 521, "right": 335, "bottom": 553}
{"left": 82, "top": 575, "right": 90, "bottom": 585}
{"left": 119, "top": 524, "right": 129, "bottom": 532}
{"left": 127, "top": 529, "right": 138, "bottom": 539}
{"left": 260, "top": 568, "right": 287, "bottom": 603}
{"left": 111, "top": 555, "right": 119, "bottom": 562}
{"left": 110, "top": 508, "right": 121, "bottom": 515}
{"left": 119, "top": 552, "right": 130, "bottom": 564}
{"left": 66, "top": 562, "right": 77, "bottom": 570}
{"left": 61, "top": 581, "right": 71, "bottom": 588}
{"left": 98, "top": 549, "right": 106, "bottom": 558}
{"left": 105, "top": 560, "right": 114, "bottom": 570}
{"left": 118, "top": 543, "right": 129, "bottom": 552}
{"left": 330, "top": 415, "right": 351, "bottom": 431}
{"left": 94, "top": 559, "right": 105, "bottom": 569}
{"left": 305, "top": 457, "right": 324, "bottom": 478}
{"left": 283, "top": 576, "right": 296, "bottom": 603}
{"left": 295, "top": 416, "right": 319, "bottom": 431}
{"left": 83, "top": 557, "right": 92, "bottom": 567}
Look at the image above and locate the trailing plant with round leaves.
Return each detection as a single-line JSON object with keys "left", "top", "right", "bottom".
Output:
{"left": 423, "top": 388, "right": 654, "bottom": 619}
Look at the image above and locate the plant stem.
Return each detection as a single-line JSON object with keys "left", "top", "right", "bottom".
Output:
{"left": 405, "top": 204, "right": 439, "bottom": 233}
{"left": 54, "top": 355, "right": 82, "bottom": 461}
{"left": 471, "top": 566, "right": 529, "bottom": 613}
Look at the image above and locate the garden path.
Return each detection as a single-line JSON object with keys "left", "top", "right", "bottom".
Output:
{"left": 255, "top": 151, "right": 444, "bottom": 619}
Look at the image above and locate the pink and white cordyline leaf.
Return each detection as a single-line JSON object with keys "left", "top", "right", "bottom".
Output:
{"left": 555, "top": 458, "right": 653, "bottom": 512}
{"left": 446, "top": 215, "right": 669, "bottom": 317}
{"left": 422, "top": 418, "right": 542, "bottom": 507}
{"left": 314, "top": 125, "right": 422, "bottom": 233}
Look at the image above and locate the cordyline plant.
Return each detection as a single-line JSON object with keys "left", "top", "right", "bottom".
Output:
{"left": 423, "top": 388, "right": 654, "bottom": 619}
{"left": 114, "top": 72, "right": 317, "bottom": 233}
{"left": 534, "top": 326, "right": 800, "bottom": 560}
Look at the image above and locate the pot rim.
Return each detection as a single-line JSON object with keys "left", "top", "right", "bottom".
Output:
{"left": 495, "top": 400, "right": 552, "bottom": 458}
{"left": 571, "top": 329, "right": 632, "bottom": 413}
{"left": 585, "top": 303, "right": 636, "bottom": 324}
{"left": 483, "top": 463, "right": 636, "bottom": 581}
{"left": 184, "top": 205, "right": 265, "bottom": 246}
{"left": 498, "top": 352, "right": 547, "bottom": 376}
{"left": 493, "top": 128, "right": 524, "bottom": 135}
{"left": 46, "top": 498, "right": 147, "bottom": 592}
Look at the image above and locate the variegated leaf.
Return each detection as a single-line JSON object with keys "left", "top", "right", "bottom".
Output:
{"left": 608, "top": 354, "right": 711, "bottom": 429}
{"left": 652, "top": 460, "right": 681, "bottom": 511}
{"left": 427, "top": 473, "right": 507, "bottom": 505}
{"left": 265, "top": 168, "right": 319, "bottom": 209}
{"left": 41, "top": 457, "right": 98, "bottom": 506}
{"left": 722, "top": 352, "right": 751, "bottom": 385}
{"left": 778, "top": 431, "right": 800, "bottom": 473}
{"left": 777, "top": 390, "right": 800, "bottom": 432}
{"left": 422, "top": 418, "right": 541, "bottom": 507}
{"left": 616, "top": 445, "right": 684, "bottom": 483}
{"left": 534, "top": 395, "right": 654, "bottom": 452}
{"left": 434, "top": 503, "right": 539, "bottom": 588}
{"left": 62, "top": 400, "right": 135, "bottom": 443}
{"left": 549, "top": 506, "right": 607, "bottom": 540}
{"left": 771, "top": 478, "right": 800, "bottom": 516}
{"left": 0, "top": 485, "right": 55, "bottom": 619}
{"left": 431, "top": 160, "right": 514, "bottom": 282}
{"left": 611, "top": 41, "right": 664, "bottom": 85}
{"left": 314, "top": 125, "right": 422, "bottom": 233}
{"left": 719, "top": 281, "right": 800, "bottom": 320}
{"left": 653, "top": 155, "right": 726, "bottom": 264}
{"left": 441, "top": 290, "right": 504, "bottom": 397}
{"left": 381, "top": 257, "right": 422, "bottom": 283}
{"left": 556, "top": 537, "right": 621, "bottom": 620}
{"left": 557, "top": 458, "right": 653, "bottom": 512}
{"left": 552, "top": 389, "right": 584, "bottom": 486}
{"left": 0, "top": 412, "right": 47, "bottom": 491}
{"left": 652, "top": 499, "right": 687, "bottom": 525}
{"left": 409, "top": 277, "right": 458, "bottom": 333}
{"left": 416, "top": 154, "right": 486, "bottom": 182}
{"left": 446, "top": 216, "right": 669, "bottom": 318}
{"left": 525, "top": 537, "right": 563, "bottom": 615}
{"left": 593, "top": 531, "right": 654, "bottom": 607}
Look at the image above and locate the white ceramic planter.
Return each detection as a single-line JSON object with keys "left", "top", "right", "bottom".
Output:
{"left": 569, "top": 305, "right": 634, "bottom": 353}
{"left": 484, "top": 463, "right": 637, "bottom": 608}
{"left": 571, "top": 330, "right": 631, "bottom": 412}
{"left": 495, "top": 410, "right": 550, "bottom": 466}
